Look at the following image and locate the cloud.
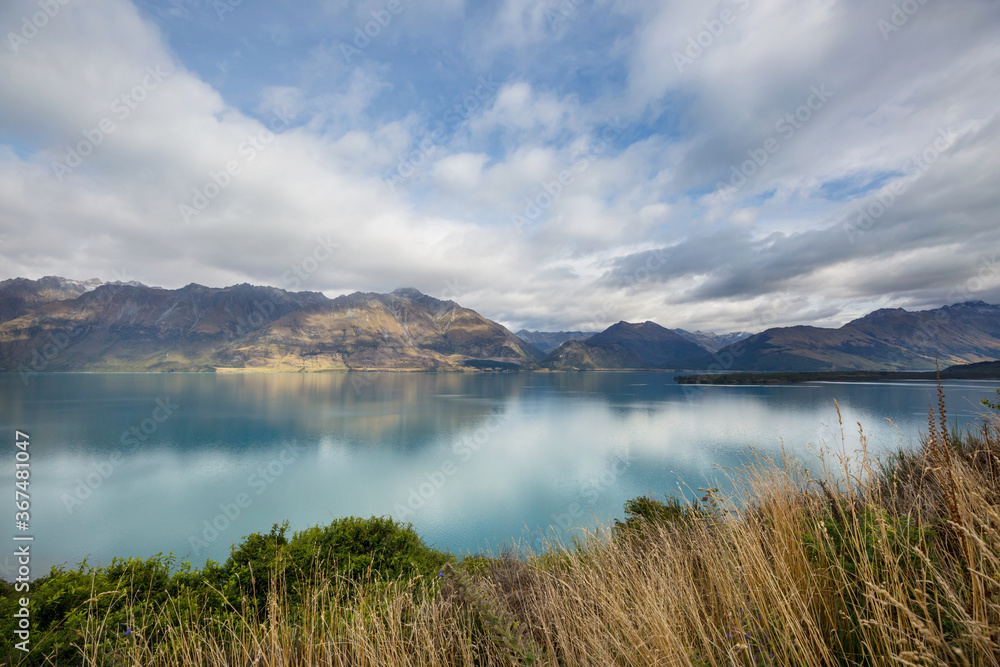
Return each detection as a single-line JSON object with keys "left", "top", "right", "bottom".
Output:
{"left": 0, "top": 0, "right": 997, "bottom": 335}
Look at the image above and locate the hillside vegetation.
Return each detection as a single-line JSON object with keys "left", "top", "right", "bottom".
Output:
{"left": 3, "top": 389, "right": 1000, "bottom": 665}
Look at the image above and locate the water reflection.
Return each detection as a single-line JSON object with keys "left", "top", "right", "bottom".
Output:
{"left": 1, "top": 372, "right": 997, "bottom": 573}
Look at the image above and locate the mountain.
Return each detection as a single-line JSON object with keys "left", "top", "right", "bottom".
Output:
{"left": 689, "top": 301, "right": 1000, "bottom": 371}
{"left": 0, "top": 275, "right": 103, "bottom": 324}
{"left": 5, "top": 277, "right": 997, "bottom": 374}
{"left": 0, "top": 281, "right": 330, "bottom": 372}
{"left": 215, "top": 288, "right": 542, "bottom": 371}
{"left": 540, "top": 339, "right": 647, "bottom": 370}
{"left": 515, "top": 330, "right": 597, "bottom": 354}
{"left": 0, "top": 281, "right": 540, "bottom": 373}
{"left": 542, "top": 321, "right": 710, "bottom": 370}
{"left": 518, "top": 327, "right": 751, "bottom": 355}
{"left": 672, "top": 329, "right": 754, "bottom": 353}
{"left": 588, "top": 322, "right": 711, "bottom": 366}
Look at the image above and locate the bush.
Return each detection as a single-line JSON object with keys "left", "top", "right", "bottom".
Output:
{"left": 285, "top": 515, "right": 453, "bottom": 582}
{"left": 613, "top": 494, "right": 711, "bottom": 537}
{"left": 0, "top": 517, "right": 452, "bottom": 665}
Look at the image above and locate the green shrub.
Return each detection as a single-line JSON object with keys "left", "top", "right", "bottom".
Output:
{"left": 284, "top": 515, "right": 453, "bottom": 582}
{"left": 613, "top": 494, "right": 712, "bottom": 537}
{"left": 0, "top": 517, "right": 452, "bottom": 665}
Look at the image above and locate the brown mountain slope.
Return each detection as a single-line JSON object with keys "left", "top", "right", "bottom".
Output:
{"left": 0, "top": 282, "right": 329, "bottom": 372}
{"left": 540, "top": 339, "right": 647, "bottom": 370}
{"left": 216, "top": 288, "right": 542, "bottom": 371}
{"left": 0, "top": 283, "right": 539, "bottom": 373}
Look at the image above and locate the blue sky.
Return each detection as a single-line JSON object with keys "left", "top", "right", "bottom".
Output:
{"left": 1, "top": 0, "right": 999, "bottom": 332}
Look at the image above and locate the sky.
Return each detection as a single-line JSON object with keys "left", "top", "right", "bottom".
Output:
{"left": 0, "top": 0, "right": 998, "bottom": 334}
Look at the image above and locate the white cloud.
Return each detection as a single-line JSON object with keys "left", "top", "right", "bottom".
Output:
{"left": 432, "top": 152, "right": 488, "bottom": 191}
{"left": 0, "top": 0, "right": 998, "bottom": 333}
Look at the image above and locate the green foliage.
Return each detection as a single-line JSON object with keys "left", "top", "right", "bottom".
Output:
{"left": 798, "top": 508, "right": 959, "bottom": 664}
{"left": 613, "top": 493, "right": 712, "bottom": 537}
{"left": 0, "top": 517, "right": 452, "bottom": 665}
{"left": 285, "top": 515, "right": 451, "bottom": 583}
{"left": 983, "top": 388, "right": 1000, "bottom": 412}
{"left": 206, "top": 521, "right": 289, "bottom": 614}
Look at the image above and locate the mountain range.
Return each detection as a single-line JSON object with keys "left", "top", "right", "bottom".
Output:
{"left": 0, "top": 276, "right": 997, "bottom": 374}
{"left": 515, "top": 328, "right": 753, "bottom": 354}
{"left": 0, "top": 278, "right": 538, "bottom": 373}
{"left": 700, "top": 301, "right": 1000, "bottom": 371}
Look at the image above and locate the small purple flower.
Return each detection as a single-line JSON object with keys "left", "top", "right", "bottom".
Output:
{"left": 124, "top": 627, "right": 132, "bottom": 637}
{"left": 438, "top": 570, "right": 445, "bottom": 577}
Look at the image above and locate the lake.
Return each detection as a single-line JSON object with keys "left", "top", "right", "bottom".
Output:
{"left": 2, "top": 371, "right": 998, "bottom": 574}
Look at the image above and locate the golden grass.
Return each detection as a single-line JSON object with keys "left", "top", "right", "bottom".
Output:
{"left": 68, "top": 400, "right": 1000, "bottom": 667}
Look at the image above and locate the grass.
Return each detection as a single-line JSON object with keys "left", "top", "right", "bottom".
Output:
{"left": 5, "top": 385, "right": 1000, "bottom": 666}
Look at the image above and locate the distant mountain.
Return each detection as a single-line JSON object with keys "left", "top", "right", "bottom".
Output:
{"left": 0, "top": 281, "right": 539, "bottom": 373}
{"left": 519, "top": 327, "right": 751, "bottom": 355}
{"left": 672, "top": 329, "right": 754, "bottom": 353}
{"left": 542, "top": 321, "right": 709, "bottom": 370}
{"left": 688, "top": 301, "right": 1000, "bottom": 371}
{"left": 0, "top": 275, "right": 103, "bottom": 324}
{"left": 540, "top": 339, "right": 647, "bottom": 370}
{"left": 515, "top": 330, "right": 597, "bottom": 354}
{"left": 589, "top": 322, "right": 711, "bottom": 366}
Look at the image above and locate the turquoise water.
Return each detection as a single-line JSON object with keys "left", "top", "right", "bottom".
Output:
{"left": 1, "top": 372, "right": 998, "bottom": 574}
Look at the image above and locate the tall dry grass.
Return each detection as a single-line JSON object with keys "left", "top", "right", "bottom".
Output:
{"left": 69, "top": 394, "right": 1000, "bottom": 667}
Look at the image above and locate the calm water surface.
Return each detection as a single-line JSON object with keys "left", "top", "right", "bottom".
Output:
{"left": 1, "top": 372, "right": 998, "bottom": 573}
